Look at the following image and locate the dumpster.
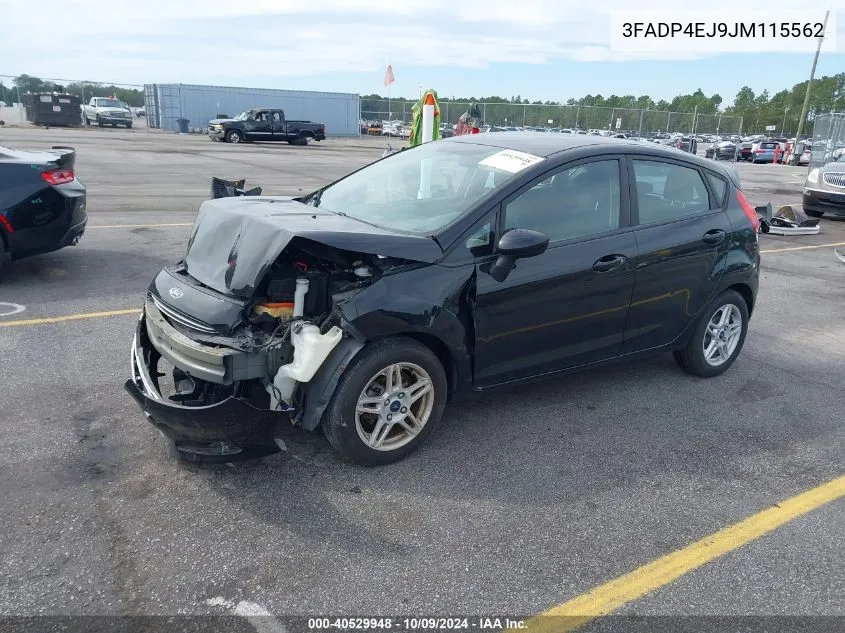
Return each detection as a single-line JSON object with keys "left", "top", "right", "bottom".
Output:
{"left": 176, "top": 118, "right": 189, "bottom": 133}
{"left": 23, "top": 93, "right": 82, "bottom": 127}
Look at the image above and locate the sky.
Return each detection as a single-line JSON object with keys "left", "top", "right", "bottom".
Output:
{"left": 1, "top": 0, "right": 844, "bottom": 105}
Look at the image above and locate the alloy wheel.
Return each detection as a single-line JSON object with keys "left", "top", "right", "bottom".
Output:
{"left": 703, "top": 304, "right": 743, "bottom": 367}
{"left": 354, "top": 362, "right": 435, "bottom": 452}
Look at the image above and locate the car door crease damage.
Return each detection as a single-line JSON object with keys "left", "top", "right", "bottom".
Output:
{"left": 124, "top": 135, "right": 760, "bottom": 465}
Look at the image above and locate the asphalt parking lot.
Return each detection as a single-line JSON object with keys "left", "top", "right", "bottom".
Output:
{"left": 0, "top": 128, "right": 843, "bottom": 627}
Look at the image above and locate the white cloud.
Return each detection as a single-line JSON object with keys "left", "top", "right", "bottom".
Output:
{"left": 1, "top": 0, "right": 844, "bottom": 89}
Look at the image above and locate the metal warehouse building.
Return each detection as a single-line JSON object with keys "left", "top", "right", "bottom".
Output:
{"left": 143, "top": 83, "right": 360, "bottom": 136}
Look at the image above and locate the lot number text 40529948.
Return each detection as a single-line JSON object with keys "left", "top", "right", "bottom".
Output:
{"left": 307, "top": 618, "right": 527, "bottom": 630}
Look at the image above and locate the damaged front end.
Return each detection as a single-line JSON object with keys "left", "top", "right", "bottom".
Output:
{"left": 125, "top": 190, "right": 438, "bottom": 462}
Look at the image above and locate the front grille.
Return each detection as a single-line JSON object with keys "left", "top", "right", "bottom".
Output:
{"left": 149, "top": 293, "right": 217, "bottom": 334}
{"left": 822, "top": 172, "right": 845, "bottom": 188}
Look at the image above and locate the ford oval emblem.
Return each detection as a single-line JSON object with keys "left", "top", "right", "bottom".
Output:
{"left": 169, "top": 287, "right": 184, "bottom": 299}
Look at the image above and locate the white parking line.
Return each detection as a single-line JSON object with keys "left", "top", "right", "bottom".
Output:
{"left": 0, "top": 302, "right": 26, "bottom": 317}
{"left": 205, "top": 597, "right": 288, "bottom": 633}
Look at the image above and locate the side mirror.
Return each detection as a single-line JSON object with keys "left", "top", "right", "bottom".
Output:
{"left": 489, "top": 229, "right": 549, "bottom": 282}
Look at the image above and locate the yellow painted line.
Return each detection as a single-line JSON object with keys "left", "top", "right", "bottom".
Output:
{"left": 0, "top": 308, "right": 141, "bottom": 327}
{"left": 762, "top": 240, "right": 845, "bottom": 254}
{"left": 521, "top": 475, "right": 845, "bottom": 633}
{"left": 87, "top": 223, "right": 193, "bottom": 229}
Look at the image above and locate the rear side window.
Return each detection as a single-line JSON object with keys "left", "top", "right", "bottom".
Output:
{"left": 632, "top": 160, "right": 710, "bottom": 224}
{"left": 705, "top": 172, "right": 728, "bottom": 206}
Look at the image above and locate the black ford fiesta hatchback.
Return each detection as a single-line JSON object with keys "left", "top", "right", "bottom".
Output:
{"left": 126, "top": 134, "right": 760, "bottom": 466}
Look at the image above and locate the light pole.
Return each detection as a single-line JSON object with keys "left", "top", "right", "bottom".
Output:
{"left": 781, "top": 107, "right": 789, "bottom": 136}
{"left": 791, "top": 9, "right": 830, "bottom": 163}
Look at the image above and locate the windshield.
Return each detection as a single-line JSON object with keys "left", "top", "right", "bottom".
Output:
{"left": 96, "top": 99, "right": 122, "bottom": 108}
{"left": 309, "top": 141, "right": 546, "bottom": 233}
{"left": 233, "top": 111, "right": 250, "bottom": 121}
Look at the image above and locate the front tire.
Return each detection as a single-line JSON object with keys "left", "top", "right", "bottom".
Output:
{"left": 322, "top": 337, "right": 447, "bottom": 466}
{"left": 804, "top": 209, "right": 824, "bottom": 218}
{"left": 225, "top": 130, "right": 242, "bottom": 144}
{"left": 674, "top": 290, "right": 749, "bottom": 377}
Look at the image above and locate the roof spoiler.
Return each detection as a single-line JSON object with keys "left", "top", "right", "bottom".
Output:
{"left": 50, "top": 146, "right": 76, "bottom": 171}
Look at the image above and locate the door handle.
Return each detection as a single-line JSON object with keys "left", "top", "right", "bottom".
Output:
{"left": 702, "top": 229, "right": 726, "bottom": 244}
{"left": 592, "top": 254, "right": 627, "bottom": 273}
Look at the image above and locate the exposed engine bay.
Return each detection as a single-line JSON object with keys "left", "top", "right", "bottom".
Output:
{"left": 242, "top": 238, "right": 414, "bottom": 411}
{"left": 141, "top": 236, "right": 419, "bottom": 420}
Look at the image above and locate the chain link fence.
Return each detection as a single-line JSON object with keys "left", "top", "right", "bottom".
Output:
{"left": 808, "top": 112, "right": 845, "bottom": 169}
{"left": 360, "top": 99, "right": 743, "bottom": 136}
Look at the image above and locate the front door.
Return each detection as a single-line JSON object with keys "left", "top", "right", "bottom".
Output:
{"left": 473, "top": 157, "right": 638, "bottom": 387}
{"left": 244, "top": 110, "right": 272, "bottom": 139}
{"left": 622, "top": 156, "right": 733, "bottom": 353}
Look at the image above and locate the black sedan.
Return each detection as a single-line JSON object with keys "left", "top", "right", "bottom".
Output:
{"left": 0, "top": 145, "right": 87, "bottom": 277}
{"left": 126, "top": 134, "right": 761, "bottom": 466}
{"left": 705, "top": 141, "right": 738, "bottom": 160}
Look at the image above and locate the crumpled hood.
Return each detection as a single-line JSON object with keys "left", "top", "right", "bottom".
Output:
{"left": 208, "top": 118, "right": 236, "bottom": 125}
{"left": 183, "top": 197, "right": 443, "bottom": 297}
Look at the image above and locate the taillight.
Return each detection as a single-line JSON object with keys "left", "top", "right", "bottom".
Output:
{"left": 735, "top": 189, "right": 760, "bottom": 233}
{"left": 41, "top": 169, "right": 74, "bottom": 185}
{"left": 0, "top": 214, "right": 13, "bottom": 234}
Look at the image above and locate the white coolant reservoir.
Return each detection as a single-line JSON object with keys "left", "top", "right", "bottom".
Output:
{"left": 270, "top": 322, "right": 343, "bottom": 405}
{"left": 292, "top": 278, "right": 309, "bottom": 317}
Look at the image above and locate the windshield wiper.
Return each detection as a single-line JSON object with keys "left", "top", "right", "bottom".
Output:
{"left": 304, "top": 190, "right": 322, "bottom": 207}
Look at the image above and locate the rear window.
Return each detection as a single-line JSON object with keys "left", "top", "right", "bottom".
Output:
{"left": 705, "top": 172, "right": 728, "bottom": 206}
{"left": 632, "top": 159, "right": 710, "bottom": 224}
{"left": 760, "top": 142, "right": 778, "bottom": 149}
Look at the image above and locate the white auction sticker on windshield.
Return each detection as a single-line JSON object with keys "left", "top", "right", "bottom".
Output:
{"left": 479, "top": 150, "right": 545, "bottom": 173}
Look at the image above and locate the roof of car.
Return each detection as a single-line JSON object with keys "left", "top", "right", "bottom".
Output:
{"left": 443, "top": 131, "right": 720, "bottom": 170}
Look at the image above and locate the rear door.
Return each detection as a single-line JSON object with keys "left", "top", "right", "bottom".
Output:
{"left": 622, "top": 155, "right": 733, "bottom": 354}
{"left": 271, "top": 110, "right": 286, "bottom": 139}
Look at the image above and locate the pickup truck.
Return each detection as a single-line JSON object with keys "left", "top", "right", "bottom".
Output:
{"left": 207, "top": 108, "right": 326, "bottom": 144}
{"left": 82, "top": 97, "right": 133, "bottom": 128}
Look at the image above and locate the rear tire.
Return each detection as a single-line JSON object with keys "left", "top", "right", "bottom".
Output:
{"left": 804, "top": 209, "right": 824, "bottom": 218}
{"left": 322, "top": 337, "right": 447, "bottom": 466}
{"left": 674, "top": 289, "right": 749, "bottom": 378}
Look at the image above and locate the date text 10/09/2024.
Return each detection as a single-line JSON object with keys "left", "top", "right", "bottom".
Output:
{"left": 620, "top": 22, "right": 825, "bottom": 39}
{"left": 307, "top": 618, "right": 527, "bottom": 630}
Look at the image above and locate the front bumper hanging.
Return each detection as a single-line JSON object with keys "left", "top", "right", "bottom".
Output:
{"left": 124, "top": 313, "right": 296, "bottom": 462}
